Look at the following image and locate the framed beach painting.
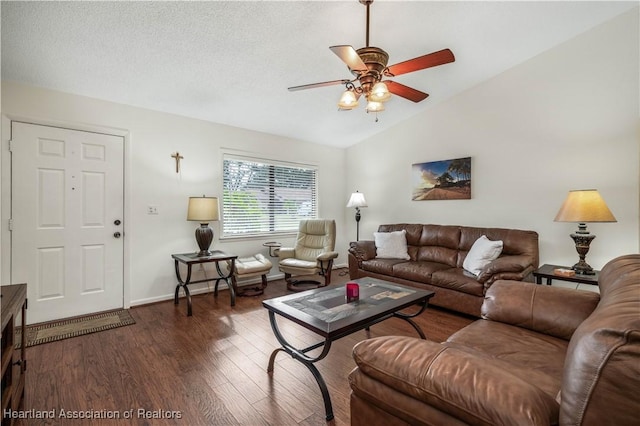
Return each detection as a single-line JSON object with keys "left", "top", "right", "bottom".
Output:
{"left": 412, "top": 157, "right": 471, "bottom": 201}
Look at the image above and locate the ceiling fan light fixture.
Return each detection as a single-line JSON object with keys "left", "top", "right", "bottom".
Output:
{"left": 287, "top": 0, "right": 455, "bottom": 117}
{"left": 369, "top": 81, "right": 391, "bottom": 102}
{"left": 338, "top": 89, "right": 359, "bottom": 110}
{"left": 366, "top": 100, "right": 385, "bottom": 113}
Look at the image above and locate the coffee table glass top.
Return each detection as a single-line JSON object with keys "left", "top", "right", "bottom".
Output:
{"left": 262, "top": 277, "right": 434, "bottom": 337}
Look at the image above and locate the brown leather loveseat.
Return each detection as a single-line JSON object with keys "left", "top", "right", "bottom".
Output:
{"left": 348, "top": 224, "right": 539, "bottom": 316}
{"left": 348, "top": 254, "right": 640, "bottom": 425}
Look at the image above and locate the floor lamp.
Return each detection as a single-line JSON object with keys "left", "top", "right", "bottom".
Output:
{"left": 346, "top": 191, "right": 367, "bottom": 241}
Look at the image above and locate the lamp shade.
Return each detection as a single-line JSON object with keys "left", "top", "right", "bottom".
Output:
{"left": 346, "top": 192, "right": 367, "bottom": 209}
{"left": 187, "top": 196, "right": 219, "bottom": 222}
{"left": 338, "top": 90, "right": 359, "bottom": 110}
{"left": 369, "top": 82, "right": 391, "bottom": 102}
{"left": 366, "top": 100, "right": 385, "bottom": 113}
{"left": 554, "top": 189, "right": 616, "bottom": 223}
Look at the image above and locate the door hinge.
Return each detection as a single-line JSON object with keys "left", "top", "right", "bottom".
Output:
{"left": 8, "top": 140, "right": 13, "bottom": 152}
{"left": 8, "top": 219, "right": 13, "bottom": 231}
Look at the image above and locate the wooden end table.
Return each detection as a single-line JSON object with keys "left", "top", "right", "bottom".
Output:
{"left": 533, "top": 264, "right": 599, "bottom": 286}
{"left": 172, "top": 250, "right": 238, "bottom": 316}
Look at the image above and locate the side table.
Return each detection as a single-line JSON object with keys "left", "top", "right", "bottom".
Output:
{"left": 262, "top": 241, "right": 282, "bottom": 257}
{"left": 172, "top": 251, "right": 238, "bottom": 316}
{"left": 532, "top": 264, "right": 599, "bottom": 286}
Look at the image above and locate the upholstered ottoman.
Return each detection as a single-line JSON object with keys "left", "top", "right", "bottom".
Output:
{"left": 231, "top": 253, "right": 272, "bottom": 296}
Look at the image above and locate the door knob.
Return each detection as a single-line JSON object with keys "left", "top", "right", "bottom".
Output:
{"left": 114, "top": 219, "right": 121, "bottom": 226}
{"left": 114, "top": 232, "right": 121, "bottom": 238}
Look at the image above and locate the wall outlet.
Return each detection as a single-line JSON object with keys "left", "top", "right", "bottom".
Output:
{"left": 147, "top": 205, "right": 158, "bottom": 215}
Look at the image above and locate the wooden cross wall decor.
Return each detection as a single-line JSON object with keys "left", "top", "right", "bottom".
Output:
{"left": 171, "top": 152, "right": 184, "bottom": 173}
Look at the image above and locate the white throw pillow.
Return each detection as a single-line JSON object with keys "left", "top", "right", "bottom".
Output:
{"left": 374, "top": 230, "right": 410, "bottom": 260}
{"left": 463, "top": 235, "right": 504, "bottom": 276}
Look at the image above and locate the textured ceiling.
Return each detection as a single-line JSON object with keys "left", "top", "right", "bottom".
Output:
{"left": 2, "top": 1, "right": 637, "bottom": 148}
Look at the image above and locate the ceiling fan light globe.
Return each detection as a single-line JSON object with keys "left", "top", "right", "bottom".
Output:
{"left": 337, "top": 90, "right": 359, "bottom": 109}
{"left": 370, "top": 82, "right": 391, "bottom": 102}
{"left": 366, "top": 100, "right": 385, "bottom": 113}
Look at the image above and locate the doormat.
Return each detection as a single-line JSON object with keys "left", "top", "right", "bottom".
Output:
{"left": 16, "top": 309, "right": 135, "bottom": 348}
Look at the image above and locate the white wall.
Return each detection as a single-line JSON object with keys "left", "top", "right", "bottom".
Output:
{"left": 346, "top": 9, "right": 639, "bottom": 271}
{"left": 1, "top": 82, "right": 348, "bottom": 305}
{"left": 1, "top": 8, "right": 637, "bottom": 310}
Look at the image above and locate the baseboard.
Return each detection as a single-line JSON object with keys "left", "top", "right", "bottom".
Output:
{"left": 130, "top": 266, "right": 349, "bottom": 308}
{"left": 130, "top": 272, "right": 286, "bottom": 307}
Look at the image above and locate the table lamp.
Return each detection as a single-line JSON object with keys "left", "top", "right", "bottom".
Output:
{"left": 346, "top": 191, "right": 367, "bottom": 241}
{"left": 554, "top": 189, "right": 616, "bottom": 275}
{"left": 187, "top": 196, "right": 220, "bottom": 256}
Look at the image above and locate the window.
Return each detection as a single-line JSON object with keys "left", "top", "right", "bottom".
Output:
{"left": 222, "top": 154, "right": 318, "bottom": 237}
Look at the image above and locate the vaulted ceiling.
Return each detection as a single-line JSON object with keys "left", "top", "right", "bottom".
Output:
{"left": 2, "top": 1, "right": 637, "bottom": 147}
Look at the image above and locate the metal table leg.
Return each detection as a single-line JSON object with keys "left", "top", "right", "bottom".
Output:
{"left": 214, "top": 259, "right": 236, "bottom": 306}
{"left": 266, "top": 311, "right": 335, "bottom": 421}
{"left": 392, "top": 299, "right": 429, "bottom": 339}
{"left": 174, "top": 260, "right": 194, "bottom": 316}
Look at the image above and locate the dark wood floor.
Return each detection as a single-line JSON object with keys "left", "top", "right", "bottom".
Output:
{"left": 18, "top": 269, "right": 474, "bottom": 425}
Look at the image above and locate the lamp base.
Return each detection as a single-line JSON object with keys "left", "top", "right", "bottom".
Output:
{"left": 195, "top": 223, "right": 214, "bottom": 257}
{"left": 571, "top": 260, "right": 596, "bottom": 275}
{"left": 570, "top": 226, "right": 596, "bottom": 275}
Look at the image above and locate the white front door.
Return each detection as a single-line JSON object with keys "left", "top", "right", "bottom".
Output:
{"left": 11, "top": 122, "right": 124, "bottom": 324}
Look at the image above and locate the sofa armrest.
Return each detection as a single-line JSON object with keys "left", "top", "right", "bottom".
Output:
{"left": 482, "top": 280, "right": 600, "bottom": 340}
{"left": 351, "top": 336, "right": 559, "bottom": 425}
{"left": 317, "top": 251, "right": 339, "bottom": 262}
{"left": 349, "top": 240, "right": 377, "bottom": 261}
{"left": 476, "top": 254, "right": 535, "bottom": 284}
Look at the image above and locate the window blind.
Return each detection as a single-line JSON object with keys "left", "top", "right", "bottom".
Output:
{"left": 222, "top": 155, "right": 318, "bottom": 237}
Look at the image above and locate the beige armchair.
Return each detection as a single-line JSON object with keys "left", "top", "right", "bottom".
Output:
{"left": 278, "top": 219, "right": 339, "bottom": 291}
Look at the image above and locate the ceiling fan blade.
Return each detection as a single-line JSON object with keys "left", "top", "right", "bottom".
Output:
{"left": 386, "top": 49, "right": 455, "bottom": 77}
{"left": 385, "top": 81, "right": 429, "bottom": 103}
{"left": 329, "top": 45, "right": 368, "bottom": 72}
{"left": 288, "top": 79, "right": 350, "bottom": 92}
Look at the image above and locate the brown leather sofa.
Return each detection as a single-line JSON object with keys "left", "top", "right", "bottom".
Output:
{"left": 349, "top": 254, "right": 640, "bottom": 426}
{"left": 348, "top": 224, "right": 539, "bottom": 316}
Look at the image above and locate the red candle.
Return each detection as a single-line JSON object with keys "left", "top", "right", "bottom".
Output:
{"left": 346, "top": 282, "right": 359, "bottom": 303}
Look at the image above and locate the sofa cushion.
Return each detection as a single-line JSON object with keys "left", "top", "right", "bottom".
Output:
{"left": 458, "top": 226, "right": 539, "bottom": 268}
{"left": 447, "top": 320, "right": 567, "bottom": 398}
{"left": 352, "top": 336, "right": 559, "bottom": 425}
{"left": 378, "top": 224, "right": 425, "bottom": 246}
{"left": 374, "top": 230, "right": 410, "bottom": 260}
{"left": 482, "top": 281, "right": 599, "bottom": 340}
{"left": 361, "top": 259, "right": 408, "bottom": 276}
{"left": 391, "top": 261, "right": 450, "bottom": 284}
{"left": 431, "top": 268, "right": 484, "bottom": 296}
{"left": 463, "top": 235, "right": 503, "bottom": 275}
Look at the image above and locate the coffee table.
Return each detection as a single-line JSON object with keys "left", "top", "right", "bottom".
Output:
{"left": 262, "top": 277, "right": 435, "bottom": 421}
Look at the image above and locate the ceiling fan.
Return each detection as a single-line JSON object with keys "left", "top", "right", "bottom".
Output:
{"left": 288, "top": 0, "right": 455, "bottom": 116}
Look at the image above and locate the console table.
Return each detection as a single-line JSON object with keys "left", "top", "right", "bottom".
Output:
{"left": 533, "top": 264, "right": 599, "bottom": 286}
{"left": 172, "top": 251, "right": 237, "bottom": 316}
{"left": 1, "top": 284, "right": 27, "bottom": 424}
